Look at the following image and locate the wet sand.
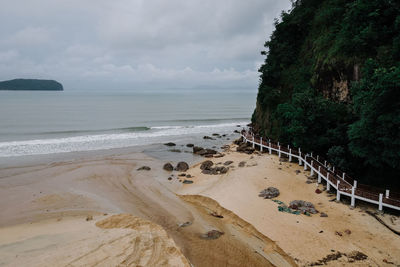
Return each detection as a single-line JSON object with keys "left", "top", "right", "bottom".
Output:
{"left": 0, "top": 147, "right": 294, "bottom": 266}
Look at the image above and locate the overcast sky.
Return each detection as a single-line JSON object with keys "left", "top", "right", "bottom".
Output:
{"left": 0, "top": 0, "right": 291, "bottom": 91}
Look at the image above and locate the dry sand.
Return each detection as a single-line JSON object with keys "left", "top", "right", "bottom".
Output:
{"left": 0, "top": 149, "right": 294, "bottom": 267}
{"left": 179, "top": 144, "right": 400, "bottom": 266}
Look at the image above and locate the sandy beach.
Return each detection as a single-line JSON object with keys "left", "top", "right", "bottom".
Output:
{"left": 0, "top": 140, "right": 399, "bottom": 266}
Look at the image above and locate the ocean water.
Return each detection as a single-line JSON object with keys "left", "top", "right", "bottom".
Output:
{"left": 0, "top": 90, "right": 255, "bottom": 157}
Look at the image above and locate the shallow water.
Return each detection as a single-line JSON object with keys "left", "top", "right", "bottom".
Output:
{"left": 0, "top": 90, "right": 255, "bottom": 157}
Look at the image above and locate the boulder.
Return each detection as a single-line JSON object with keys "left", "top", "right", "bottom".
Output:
{"left": 258, "top": 187, "right": 280, "bottom": 199}
{"left": 137, "top": 166, "right": 151, "bottom": 171}
{"left": 193, "top": 146, "right": 203, "bottom": 153}
{"left": 212, "top": 133, "right": 220, "bottom": 136}
{"left": 186, "top": 143, "right": 194, "bottom": 148}
{"left": 200, "top": 160, "right": 214, "bottom": 170}
{"left": 163, "top": 163, "right": 174, "bottom": 171}
{"left": 169, "top": 149, "right": 181, "bottom": 153}
{"left": 175, "top": 162, "right": 189, "bottom": 172}
{"left": 224, "top": 160, "right": 233, "bottom": 166}
{"left": 186, "top": 174, "right": 192, "bottom": 178}
{"left": 164, "top": 142, "right": 176, "bottom": 146}
{"left": 182, "top": 180, "right": 193, "bottom": 184}
{"left": 213, "top": 153, "right": 225, "bottom": 158}
{"left": 320, "top": 212, "right": 328, "bottom": 217}
{"left": 238, "top": 161, "right": 246, "bottom": 167}
{"left": 203, "top": 135, "right": 215, "bottom": 140}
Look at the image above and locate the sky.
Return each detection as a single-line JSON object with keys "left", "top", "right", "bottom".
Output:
{"left": 0, "top": 0, "right": 291, "bottom": 91}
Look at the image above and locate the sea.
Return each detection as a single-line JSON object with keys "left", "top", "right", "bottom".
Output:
{"left": 0, "top": 90, "right": 255, "bottom": 159}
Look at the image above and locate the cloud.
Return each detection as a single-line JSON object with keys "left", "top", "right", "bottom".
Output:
{"left": 0, "top": 0, "right": 291, "bottom": 91}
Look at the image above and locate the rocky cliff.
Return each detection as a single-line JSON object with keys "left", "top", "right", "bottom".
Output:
{"left": 252, "top": 0, "right": 400, "bottom": 187}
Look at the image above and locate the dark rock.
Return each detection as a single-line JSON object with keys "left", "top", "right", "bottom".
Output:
{"left": 212, "top": 133, "right": 220, "bottom": 136}
{"left": 178, "top": 173, "right": 186, "bottom": 177}
{"left": 175, "top": 161, "right": 189, "bottom": 172}
{"left": 163, "top": 163, "right": 174, "bottom": 171}
{"left": 186, "top": 143, "right": 194, "bottom": 147}
{"left": 193, "top": 146, "right": 204, "bottom": 153}
{"left": 200, "top": 160, "right": 214, "bottom": 170}
{"left": 186, "top": 174, "right": 192, "bottom": 178}
{"left": 236, "top": 143, "right": 255, "bottom": 154}
{"left": 216, "top": 166, "right": 228, "bottom": 174}
{"left": 169, "top": 149, "right": 181, "bottom": 153}
{"left": 224, "top": 161, "right": 233, "bottom": 166}
{"left": 204, "top": 154, "right": 214, "bottom": 158}
{"left": 238, "top": 161, "right": 246, "bottom": 167}
{"left": 210, "top": 212, "right": 224, "bottom": 218}
{"left": 213, "top": 153, "right": 225, "bottom": 158}
{"left": 315, "top": 188, "right": 322, "bottom": 194}
{"left": 222, "top": 134, "right": 227, "bottom": 137}
{"left": 320, "top": 212, "right": 328, "bottom": 217}
{"left": 203, "top": 135, "right": 215, "bottom": 140}
{"left": 233, "top": 138, "right": 243, "bottom": 145}
{"left": 233, "top": 130, "right": 240, "bottom": 133}
{"left": 137, "top": 166, "right": 151, "bottom": 171}
{"left": 295, "top": 170, "right": 301, "bottom": 175}
{"left": 167, "top": 177, "right": 172, "bottom": 180}
{"left": 258, "top": 187, "right": 280, "bottom": 199}
{"left": 182, "top": 180, "right": 193, "bottom": 184}
{"left": 202, "top": 230, "right": 224, "bottom": 240}
{"left": 164, "top": 142, "right": 176, "bottom": 146}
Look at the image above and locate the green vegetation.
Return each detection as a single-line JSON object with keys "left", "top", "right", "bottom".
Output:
{"left": 253, "top": 0, "right": 400, "bottom": 188}
{"left": 0, "top": 79, "right": 63, "bottom": 91}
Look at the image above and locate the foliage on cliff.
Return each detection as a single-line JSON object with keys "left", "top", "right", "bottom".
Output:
{"left": 252, "top": 0, "right": 400, "bottom": 187}
{"left": 0, "top": 79, "right": 63, "bottom": 91}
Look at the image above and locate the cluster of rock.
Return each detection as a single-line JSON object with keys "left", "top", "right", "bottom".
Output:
{"left": 200, "top": 160, "right": 228, "bottom": 175}
{"left": 192, "top": 146, "right": 222, "bottom": 158}
{"left": 289, "top": 200, "right": 318, "bottom": 214}
{"left": 258, "top": 187, "right": 280, "bottom": 199}
{"left": 163, "top": 162, "right": 189, "bottom": 172}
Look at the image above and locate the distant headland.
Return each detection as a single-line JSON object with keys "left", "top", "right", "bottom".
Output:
{"left": 0, "top": 79, "right": 63, "bottom": 91}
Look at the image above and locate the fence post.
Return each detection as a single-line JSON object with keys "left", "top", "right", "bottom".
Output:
{"left": 353, "top": 180, "right": 357, "bottom": 188}
{"left": 379, "top": 193, "right": 383, "bottom": 211}
{"left": 318, "top": 166, "right": 321, "bottom": 183}
{"left": 304, "top": 155, "right": 307, "bottom": 170}
{"left": 252, "top": 135, "right": 255, "bottom": 148}
{"left": 351, "top": 187, "right": 355, "bottom": 207}
{"left": 324, "top": 160, "right": 327, "bottom": 167}
{"left": 317, "top": 155, "right": 319, "bottom": 161}
{"left": 342, "top": 172, "right": 345, "bottom": 179}
{"left": 310, "top": 161, "right": 314, "bottom": 176}
{"left": 289, "top": 149, "right": 292, "bottom": 162}
{"left": 269, "top": 142, "right": 271, "bottom": 154}
{"left": 260, "top": 137, "right": 263, "bottom": 152}
{"left": 311, "top": 152, "right": 313, "bottom": 157}
{"left": 278, "top": 145, "right": 281, "bottom": 158}
{"left": 298, "top": 149, "right": 302, "bottom": 165}
{"left": 386, "top": 190, "right": 390, "bottom": 198}
{"left": 333, "top": 166, "right": 335, "bottom": 173}
{"left": 336, "top": 181, "right": 341, "bottom": 201}
{"left": 327, "top": 173, "right": 330, "bottom": 191}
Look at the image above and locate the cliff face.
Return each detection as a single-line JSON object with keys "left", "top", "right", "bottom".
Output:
{"left": 0, "top": 79, "right": 63, "bottom": 91}
{"left": 253, "top": 0, "right": 400, "bottom": 187}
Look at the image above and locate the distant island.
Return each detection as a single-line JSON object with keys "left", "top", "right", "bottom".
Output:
{"left": 0, "top": 79, "right": 63, "bottom": 91}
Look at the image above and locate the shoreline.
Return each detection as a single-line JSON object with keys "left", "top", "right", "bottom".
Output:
{"left": 0, "top": 136, "right": 399, "bottom": 266}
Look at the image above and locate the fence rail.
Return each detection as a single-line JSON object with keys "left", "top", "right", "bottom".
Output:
{"left": 241, "top": 130, "right": 400, "bottom": 211}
